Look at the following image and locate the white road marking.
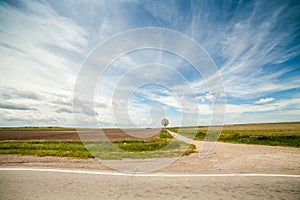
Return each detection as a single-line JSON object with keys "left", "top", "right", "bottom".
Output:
{"left": 0, "top": 167, "right": 299, "bottom": 178}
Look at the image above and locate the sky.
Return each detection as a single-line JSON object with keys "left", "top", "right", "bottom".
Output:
{"left": 0, "top": 0, "right": 299, "bottom": 128}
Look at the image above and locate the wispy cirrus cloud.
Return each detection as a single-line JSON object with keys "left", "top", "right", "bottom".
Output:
{"left": 182, "top": 0, "right": 300, "bottom": 99}
{"left": 218, "top": 2, "right": 300, "bottom": 98}
{"left": 0, "top": 0, "right": 88, "bottom": 93}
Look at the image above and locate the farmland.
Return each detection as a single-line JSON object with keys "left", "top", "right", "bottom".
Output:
{"left": 0, "top": 122, "right": 299, "bottom": 159}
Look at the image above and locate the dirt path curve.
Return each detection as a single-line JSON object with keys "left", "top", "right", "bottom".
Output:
{"left": 166, "top": 130, "right": 202, "bottom": 151}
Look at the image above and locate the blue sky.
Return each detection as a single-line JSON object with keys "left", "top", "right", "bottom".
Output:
{"left": 0, "top": 0, "right": 299, "bottom": 127}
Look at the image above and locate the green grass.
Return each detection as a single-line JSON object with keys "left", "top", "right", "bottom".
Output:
{"left": 87, "top": 139, "right": 195, "bottom": 159}
{"left": 116, "top": 139, "right": 176, "bottom": 152}
{"left": 0, "top": 141, "right": 92, "bottom": 158}
{"left": 159, "top": 129, "right": 173, "bottom": 138}
{"left": 0, "top": 139, "right": 196, "bottom": 159}
{"left": 219, "top": 129, "right": 300, "bottom": 147}
{"left": 168, "top": 122, "right": 300, "bottom": 147}
{"left": 219, "top": 134, "right": 299, "bottom": 147}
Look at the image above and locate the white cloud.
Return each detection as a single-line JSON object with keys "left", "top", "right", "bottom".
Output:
{"left": 255, "top": 97, "right": 275, "bottom": 105}
{"left": 205, "top": 93, "right": 216, "bottom": 102}
{"left": 226, "top": 98, "right": 300, "bottom": 115}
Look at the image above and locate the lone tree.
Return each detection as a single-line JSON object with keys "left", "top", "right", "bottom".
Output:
{"left": 161, "top": 118, "right": 169, "bottom": 129}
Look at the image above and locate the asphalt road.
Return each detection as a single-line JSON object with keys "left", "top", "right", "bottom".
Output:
{"left": 0, "top": 168, "right": 299, "bottom": 200}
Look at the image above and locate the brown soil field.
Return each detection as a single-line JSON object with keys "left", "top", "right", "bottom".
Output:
{"left": 0, "top": 129, "right": 161, "bottom": 141}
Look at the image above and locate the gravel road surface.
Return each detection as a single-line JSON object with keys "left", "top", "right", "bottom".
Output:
{"left": 0, "top": 168, "right": 299, "bottom": 200}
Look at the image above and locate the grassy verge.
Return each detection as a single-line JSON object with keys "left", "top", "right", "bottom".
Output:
{"left": 0, "top": 139, "right": 196, "bottom": 159}
{"left": 168, "top": 122, "right": 300, "bottom": 148}
{"left": 0, "top": 141, "right": 91, "bottom": 158}
{"left": 174, "top": 132, "right": 300, "bottom": 147}
{"left": 219, "top": 134, "right": 299, "bottom": 147}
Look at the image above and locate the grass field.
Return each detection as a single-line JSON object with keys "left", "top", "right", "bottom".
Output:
{"left": 0, "top": 130, "right": 196, "bottom": 159}
{"left": 169, "top": 122, "right": 300, "bottom": 147}
{"left": 0, "top": 140, "right": 196, "bottom": 159}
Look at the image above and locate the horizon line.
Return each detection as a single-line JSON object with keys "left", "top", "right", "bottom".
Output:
{"left": 0, "top": 121, "right": 299, "bottom": 129}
